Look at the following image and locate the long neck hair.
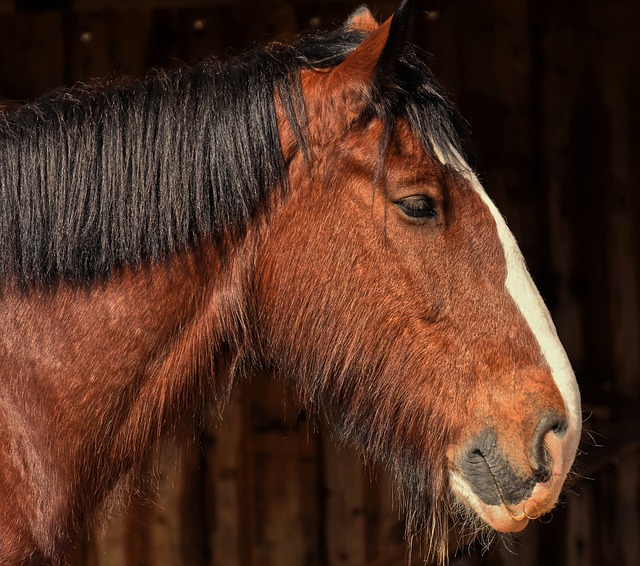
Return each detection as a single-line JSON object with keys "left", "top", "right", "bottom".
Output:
{"left": 0, "top": 27, "right": 470, "bottom": 286}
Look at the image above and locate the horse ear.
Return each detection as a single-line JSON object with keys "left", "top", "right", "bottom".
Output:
{"left": 332, "top": 0, "right": 415, "bottom": 96}
{"left": 344, "top": 6, "right": 379, "bottom": 33}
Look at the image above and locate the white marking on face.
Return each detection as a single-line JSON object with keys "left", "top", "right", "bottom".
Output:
{"left": 466, "top": 171, "right": 581, "bottom": 465}
{"left": 440, "top": 147, "right": 581, "bottom": 473}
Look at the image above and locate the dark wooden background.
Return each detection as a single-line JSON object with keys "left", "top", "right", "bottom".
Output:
{"left": 1, "top": 1, "right": 638, "bottom": 565}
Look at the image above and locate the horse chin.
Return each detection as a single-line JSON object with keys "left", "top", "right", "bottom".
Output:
{"left": 448, "top": 470, "right": 531, "bottom": 533}
{"left": 448, "top": 462, "right": 571, "bottom": 535}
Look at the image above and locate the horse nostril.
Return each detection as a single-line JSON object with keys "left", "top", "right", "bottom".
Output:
{"left": 530, "top": 412, "right": 568, "bottom": 480}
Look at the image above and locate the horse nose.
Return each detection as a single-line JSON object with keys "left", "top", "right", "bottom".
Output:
{"left": 459, "top": 412, "right": 569, "bottom": 507}
{"left": 529, "top": 412, "right": 568, "bottom": 480}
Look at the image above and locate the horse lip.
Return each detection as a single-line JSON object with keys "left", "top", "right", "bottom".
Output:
{"left": 462, "top": 453, "right": 536, "bottom": 525}
{"left": 475, "top": 451, "right": 551, "bottom": 521}
{"left": 448, "top": 468, "right": 531, "bottom": 533}
{"left": 448, "top": 436, "right": 568, "bottom": 534}
{"left": 492, "top": 431, "right": 572, "bottom": 524}
{"left": 476, "top": 448, "right": 525, "bottom": 509}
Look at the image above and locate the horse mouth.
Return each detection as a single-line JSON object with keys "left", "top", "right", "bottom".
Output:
{"left": 447, "top": 430, "right": 571, "bottom": 533}
{"left": 448, "top": 468, "right": 532, "bottom": 533}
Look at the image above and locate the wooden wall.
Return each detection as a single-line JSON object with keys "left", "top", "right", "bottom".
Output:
{"left": 1, "top": 1, "right": 639, "bottom": 565}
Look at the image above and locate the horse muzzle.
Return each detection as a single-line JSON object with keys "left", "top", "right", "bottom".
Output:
{"left": 448, "top": 412, "right": 579, "bottom": 533}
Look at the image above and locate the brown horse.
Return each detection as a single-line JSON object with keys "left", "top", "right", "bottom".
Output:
{"left": 0, "top": 1, "right": 581, "bottom": 564}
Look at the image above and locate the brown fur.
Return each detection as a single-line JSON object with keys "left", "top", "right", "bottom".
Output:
{"left": 0, "top": 240, "right": 253, "bottom": 562}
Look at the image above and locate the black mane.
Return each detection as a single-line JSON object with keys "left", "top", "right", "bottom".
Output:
{"left": 0, "top": 26, "right": 470, "bottom": 284}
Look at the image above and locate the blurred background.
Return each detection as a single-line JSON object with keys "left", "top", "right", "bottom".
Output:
{"left": 0, "top": 0, "right": 638, "bottom": 564}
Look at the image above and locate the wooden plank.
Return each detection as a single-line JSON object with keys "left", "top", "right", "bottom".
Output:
{"left": 85, "top": 436, "right": 207, "bottom": 566}
{"left": 616, "top": 455, "right": 640, "bottom": 566}
{"left": 534, "top": 2, "right": 586, "bottom": 365}
{"left": 322, "top": 439, "right": 367, "bottom": 565}
{"left": 0, "top": 1, "right": 13, "bottom": 14}
{"left": 591, "top": 3, "right": 640, "bottom": 566}
{"left": 364, "top": 468, "right": 423, "bottom": 566}
{"left": 86, "top": 500, "right": 130, "bottom": 566}
{"left": 64, "top": 9, "right": 155, "bottom": 82}
{"left": 27, "top": 3, "right": 303, "bottom": 86}
{"left": 581, "top": 415, "right": 640, "bottom": 476}
{"left": 0, "top": 11, "right": 65, "bottom": 100}
{"left": 536, "top": 3, "right": 640, "bottom": 566}
{"left": 565, "top": 485, "right": 595, "bottom": 566}
{"left": 72, "top": 0, "right": 352, "bottom": 11}
{"left": 185, "top": 3, "right": 297, "bottom": 62}
{"left": 205, "top": 385, "right": 246, "bottom": 566}
{"left": 148, "top": 441, "right": 185, "bottom": 566}
{"left": 534, "top": 6, "right": 589, "bottom": 566}
{"left": 245, "top": 372, "right": 321, "bottom": 566}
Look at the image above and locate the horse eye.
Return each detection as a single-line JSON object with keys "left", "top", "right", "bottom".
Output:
{"left": 395, "top": 195, "right": 438, "bottom": 220}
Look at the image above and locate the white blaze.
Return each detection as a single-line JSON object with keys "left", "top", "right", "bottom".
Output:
{"left": 442, "top": 149, "right": 582, "bottom": 471}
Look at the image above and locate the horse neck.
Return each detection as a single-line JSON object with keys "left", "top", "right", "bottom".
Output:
{"left": 79, "top": 238, "right": 254, "bottom": 470}
{"left": 0, "top": 236, "right": 255, "bottom": 549}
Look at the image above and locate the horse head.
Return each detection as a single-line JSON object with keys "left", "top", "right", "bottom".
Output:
{"left": 255, "top": 1, "right": 581, "bottom": 558}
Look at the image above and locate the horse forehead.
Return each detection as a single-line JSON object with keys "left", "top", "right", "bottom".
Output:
{"left": 438, "top": 173, "right": 508, "bottom": 284}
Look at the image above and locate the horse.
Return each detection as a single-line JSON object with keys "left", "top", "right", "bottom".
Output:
{"left": 0, "top": 1, "right": 581, "bottom": 564}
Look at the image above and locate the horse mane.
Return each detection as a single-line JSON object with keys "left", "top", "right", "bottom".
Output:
{"left": 0, "top": 26, "right": 471, "bottom": 285}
